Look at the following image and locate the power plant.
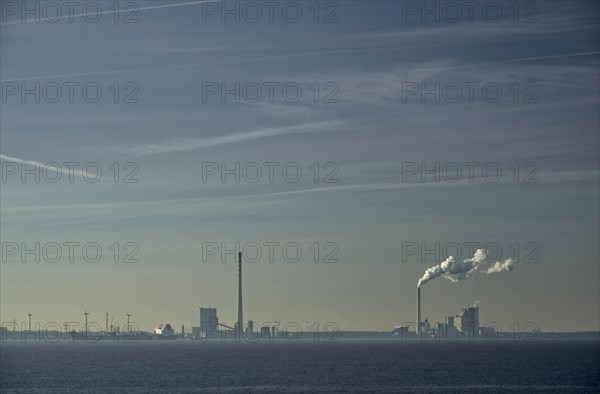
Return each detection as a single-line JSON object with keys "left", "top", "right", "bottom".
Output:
{"left": 189, "top": 252, "right": 279, "bottom": 340}
{"left": 6, "top": 248, "right": 508, "bottom": 342}
{"left": 404, "top": 249, "right": 515, "bottom": 339}
{"left": 392, "top": 284, "right": 483, "bottom": 339}
{"left": 401, "top": 289, "right": 482, "bottom": 339}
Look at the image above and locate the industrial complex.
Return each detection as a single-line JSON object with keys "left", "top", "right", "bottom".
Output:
{"left": 3, "top": 252, "right": 508, "bottom": 341}
{"left": 190, "top": 252, "right": 279, "bottom": 340}
{"left": 393, "top": 285, "right": 487, "bottom": 339}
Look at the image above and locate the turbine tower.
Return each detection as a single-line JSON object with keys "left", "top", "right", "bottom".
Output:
{"left": 27, "top": 311, "right": 32, "bottom": 332}
{"left": 237, "top": 251, "right": 243, "bottom": 337}
{"left": 126, "top": 311, "right": 131, "bottom": 332}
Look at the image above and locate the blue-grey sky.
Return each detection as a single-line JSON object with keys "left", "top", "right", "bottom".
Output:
{"left": 1, "top": 0, "right": 598, "bottom": 332}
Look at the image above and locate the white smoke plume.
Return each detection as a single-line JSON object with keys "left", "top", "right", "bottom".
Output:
{"left": 486, "top": 258, "right": 515, "bottom": 274}
{"left": 417, "top": 249, "right": 514, "bottom": 288}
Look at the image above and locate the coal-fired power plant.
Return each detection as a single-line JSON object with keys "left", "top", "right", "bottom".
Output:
{"left": 417, "top": 286, "right": 421, "bottom": 335}
{"left": 412, "top": 249, "right": 515, "bottom": 336}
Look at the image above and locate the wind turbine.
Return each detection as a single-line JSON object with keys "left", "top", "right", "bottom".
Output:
{"left": 27, "top": 311, "right": 33, "bottom": 332}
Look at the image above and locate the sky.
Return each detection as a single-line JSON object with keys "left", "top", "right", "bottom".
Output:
{"left": 0, "top": 0, "right": 598, "bottom": 333}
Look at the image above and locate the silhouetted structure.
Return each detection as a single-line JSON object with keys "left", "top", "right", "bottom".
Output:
{"left": 200, "top": 307, "right": 219, "bottom": 335}
{"left": 417, "top": 287, "right": 422, "bottom": 335}
{"left": 237, "top": 252, "right": 243, "bottom": 336}
{"left": 459, "top": 303, "right": 479, "bottom": 338}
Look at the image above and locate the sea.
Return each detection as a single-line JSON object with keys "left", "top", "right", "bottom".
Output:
{"left": 1, "top": 340, "right": 599, "bottom": 393}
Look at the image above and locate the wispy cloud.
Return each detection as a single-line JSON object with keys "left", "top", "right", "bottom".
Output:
{"left": 3, "top": 169, "right": 596, "bottom": 228}
{"left": 356, "top": 18, "right": 595, "bottom": 41}
{"left": 0, "top": 64, "right": 199, "bottom": 83}
{"left": 269, "top": 53, "right": 598, "bottom": 108}
{"left": 0, "top": 154, "right": 92, "bottom": 179}
{"left": 111, "top": 120, "right": 345, "bottom": 157}
{"left": 0, "top": 0, "right": 221, "bottom": 26}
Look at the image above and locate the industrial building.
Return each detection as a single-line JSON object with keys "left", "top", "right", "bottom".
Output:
{"left": 408, "top": 287, "right": 482, "bottom": 339}
{"left": 444, "top": 315, "right": 458, "bottom": 339}
{"left": 191, "top": 253, "right": 276, "bottom": 340}
{"left": 200, "top": 307, "right": 219, "bottom": 335}
{"left": 459, "top": 303, "right": 480, "bottom": 338}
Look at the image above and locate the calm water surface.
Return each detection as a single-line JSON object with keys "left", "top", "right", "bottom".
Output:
{"left": 1, "top": 341, "right": 599, "bottom": 393}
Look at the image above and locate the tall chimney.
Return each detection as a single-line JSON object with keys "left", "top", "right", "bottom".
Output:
{"left": 237, "top": 251, "right": 243, "bottom": 337}
{"left": 417, "top": 286, "right": 421, "bottom": 335}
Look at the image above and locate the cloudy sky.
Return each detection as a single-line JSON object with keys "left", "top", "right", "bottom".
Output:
{"left": 1, "top": 0, "right": 598, "bottom": 332}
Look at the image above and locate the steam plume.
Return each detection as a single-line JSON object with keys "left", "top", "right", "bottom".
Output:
{"left": 417, "top": 249, "right": 514, "bottom": 288}
{"left": 486, "top": 258, "right": 515, "bottom": 274}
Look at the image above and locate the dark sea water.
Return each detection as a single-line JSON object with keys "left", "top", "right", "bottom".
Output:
{"left": 1, "top": 340, "right": 599, "bottom": 393}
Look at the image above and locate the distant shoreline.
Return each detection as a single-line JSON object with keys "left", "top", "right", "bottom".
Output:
{"left": 2, "top": 330, "right": 599, "bottom": 344}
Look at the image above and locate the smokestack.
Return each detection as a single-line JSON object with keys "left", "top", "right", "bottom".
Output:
{"left": 417, "top": 287, "right": 421, "bottom": 335}
{"left": 237, "top": 252, "right": 243, "bottom": 337}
